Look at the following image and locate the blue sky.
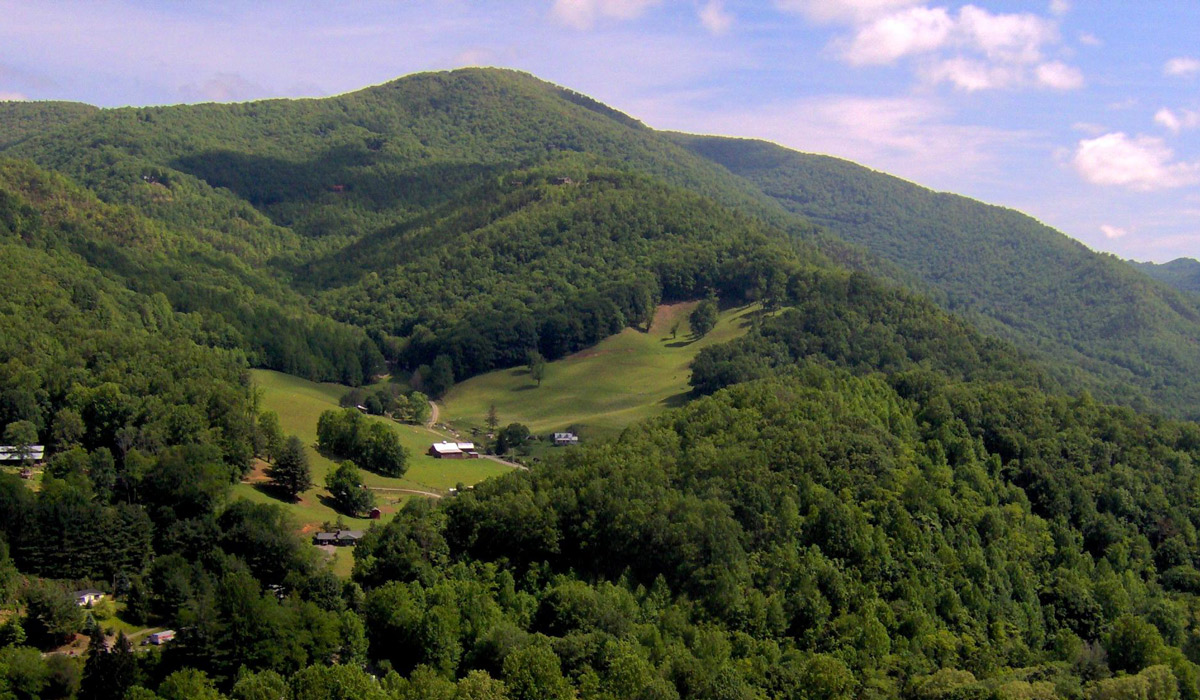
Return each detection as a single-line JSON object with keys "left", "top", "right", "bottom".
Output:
{"left": 2, "top": 1, "right": 1198, "bottom": 262}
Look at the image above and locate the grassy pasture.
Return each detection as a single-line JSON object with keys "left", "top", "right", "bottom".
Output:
{"left": 441, "top": 302, "right": 761, "bottom": 438}
{"left": 244, "top": 369, "right": 511, "bottom": 533}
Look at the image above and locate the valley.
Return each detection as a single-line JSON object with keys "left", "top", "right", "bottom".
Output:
{"left": 3, "top": 67, "right": 1200, "bottom": 700}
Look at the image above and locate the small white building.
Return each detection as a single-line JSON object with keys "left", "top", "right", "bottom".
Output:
{"left": 553, "top": 432, "right": 579, "bottom": 446}
{"left": 74, "top": 589, "right": 105, "bottom": 607}
{"left": 0, "top": 445, "right": 45, "bottom": 463}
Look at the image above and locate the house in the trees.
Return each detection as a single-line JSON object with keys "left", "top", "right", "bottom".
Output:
{"left": 0, "top": 445, "right": 45, "bottom": 464}
{"left": 428, "top": 442, "right": 479, "bottom": 459}
{"left": 74, "top": 589, "right": 105, "bottom": 607}
{"left": 369, "top": 507, "right": 382, "bottom": 520}
{"left": 553, "top": 432, "right": 579, "bottom": 446}
{"left": 312, "top": 530, "right": 364, "bottom": 546}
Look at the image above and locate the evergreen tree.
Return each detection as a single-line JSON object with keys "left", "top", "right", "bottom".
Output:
{"left": 80, "top": 631, "right": 138, "bottom": 700}
{"left": 486, "top": 405, "right": 499, "bottom": 435}
{"left": 267, "top": 435, "right": 313, "bottom": 500}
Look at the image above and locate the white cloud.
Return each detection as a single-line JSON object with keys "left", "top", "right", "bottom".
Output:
{"left": 924, "top": 57, "right": 1016, "bottom": 91}
{"left": 0, "top": 91, "right": 27, "bottom": 101}
{"left": 842, "top": 6, "right": 954, "bottom": 65}
{"left": 698, "top": 0, "right": 733, "bottom": 34}
{"left": 1165, "top": 57, "right": 1200, "bottom": 77}
{"left": 1072, "top": 122, "right": 1107, "bottom": 136}
{"left": 774, "top": 0, "right": 921, "bottom": 24}
{"left": 1155, "top": 107, "right": 1200, "bottom": 133}
{"left": 1078, "top": 32, "right": 1101, "bottom": 47}
{"left": 1036, "top": 61, "right": 1084, "bottom": 90}
{"left": 801, "top": 2, "right": 1078, "bottom": 91}
{"left": 1073, "top": 132, "right": 1200, "bottom": 191}
{"left": 1049, "top": 0, "right": 1070, "bottom": 16}
{"left": 957, "top": 5, "right": 1056, "bottom": 64}
{"left": 1100, "top": 224, "right": 1128, "bottom": 239}
{"left": 550, "top": 0, "right": 660, "bottom": 29}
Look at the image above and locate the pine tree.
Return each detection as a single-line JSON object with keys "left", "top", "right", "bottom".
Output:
{"left": 267, "top": 435, "right": 313, "bottom": 500}
{"left": 486, "top": 404, "right": 499, "bottom": 435}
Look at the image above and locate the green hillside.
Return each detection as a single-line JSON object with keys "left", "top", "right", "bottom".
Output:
{"left": 442, "top": 302, "right": 760, "bottom": 436}
{"left": 6, "top": 68, "right": 1200, "bottom": 417}
{"left": 672, "top": 133, "right": 1200, "bottom": 417}
{"left": 0, "top": 101, "right": 98, "bottom": 149}
{"left": 10, "top": 68, "right": 1200, "bottom": 700}
{"left": 1132, "top": 257, "right": 1200, "bottom": 295}
{"left": 244, "top": 369, "right": 510, "bottom": 527}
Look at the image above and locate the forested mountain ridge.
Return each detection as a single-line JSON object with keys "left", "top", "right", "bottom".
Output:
{"left": 0, "top": 157, "right": 382, "bottom": 385}
{"left": 1132, "top": 258, "right": 1200, "bottom": 295}
{"left": 5, "top": 67, "right": 1200, "bottom": 417}
{"left": 671, "top": 133, "right": 1200, "bottom": 418}
{"left": 8, "top": 68, "right": 1200, "bottom": 700}
{"left": 0, "top": 101, "right": 98, "bottom": 149}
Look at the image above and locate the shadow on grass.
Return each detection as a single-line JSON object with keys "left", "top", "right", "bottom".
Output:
{"left": 252, "top": 482, "right": 300, "bottom": 504}
{"left": 663, "top": 339, "right": 696, "bottom": 348}
{"left": 317, "top": 493, "right": 357, "bottom": 517}
{"left": 660, "top": 391, "right": 693, "bottom": 408}
{"left": 510, "top": 384, "right": 538, "bottom": 393}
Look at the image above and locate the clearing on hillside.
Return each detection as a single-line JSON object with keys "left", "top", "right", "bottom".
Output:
{"left": 441, "top": 302, "right": 762, "bottom": 438}
{"left": 243, "top": 370, "right": 512, "bottom": 538}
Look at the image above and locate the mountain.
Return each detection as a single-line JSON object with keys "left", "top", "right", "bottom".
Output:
{"left": 0, "top": 100, "right": 98, "bottom": 149}
{"left": 8, "top": 69, "right": 1200, "bottom": 700}
{"left": 4, "top": 67, "right": 1200, "bottom": 418}
{"left": 1132, "top": 257, "right": 1200, "bottom": 295}
{"left": 672, "top": 134, "right": 1200, "bottom": 417}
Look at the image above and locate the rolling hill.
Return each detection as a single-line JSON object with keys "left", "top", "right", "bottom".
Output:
{"left": 1132, "top": 257, "right": 1200, "bottom": 295}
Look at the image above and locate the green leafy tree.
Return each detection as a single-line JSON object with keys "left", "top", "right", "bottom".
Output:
{"left": 22, "top": 581, "right": 83, "bottom": 648}
{"left": 688, "top": 296, "right": 718, "bottom": 338}
{"left": 406, "top": 392, "right": 431, "bottom": 425}
{"left": 527, "top": 350, "right": 546, "bottom": 387}
{"left": 3, "top": 420, "right": 38, "bottom": 465}
{"left": 50, "top": 408, "right": 85, "bottom": 451}
{"left": 326, "top": 461, "right": 374, "bottom": 517}
{"left": 268, "top": 435, "right": 313, "bottom": 500}
{"left": 502, "top": 644, "right": 572, "bottom": 700}
{"left": 158, "top": 668, "right": 225, "bottom": 700}
{"left": 231, "top": 669, "right": 288, "bottom": 700}
{"left": 361, "top": 423, "right": 409, "bottom": 478}
{"left": 0, "top": 646, "right": 49, "bottom": 700}
{"left": 496, "top": 424, "right": 530, "bottom": 455}
{"left": 257, "top": 411, "right": 285, "bottom": 463}
{"left": 1107, "top": 615, "right": 1166, "bottom": 675}
{"left": 424, "top": 355, "right": 455, "bottom": 399}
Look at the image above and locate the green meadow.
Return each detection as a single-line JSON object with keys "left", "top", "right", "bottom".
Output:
{"left": 441, "top": 302, "right": 761, "bottom": 438}
{"left": 242, "top": 369, "right": 511, "bottom": 534}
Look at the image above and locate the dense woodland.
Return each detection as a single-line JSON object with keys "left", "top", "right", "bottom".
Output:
{"left": 671, "top": 134, "right": 1200, "bottom": 419}
{"left": 1131, "top": 259, "right": 1200, "bottom": 296}
{"left": 3, "top": 68, "right": 1200, "bottom": 698}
